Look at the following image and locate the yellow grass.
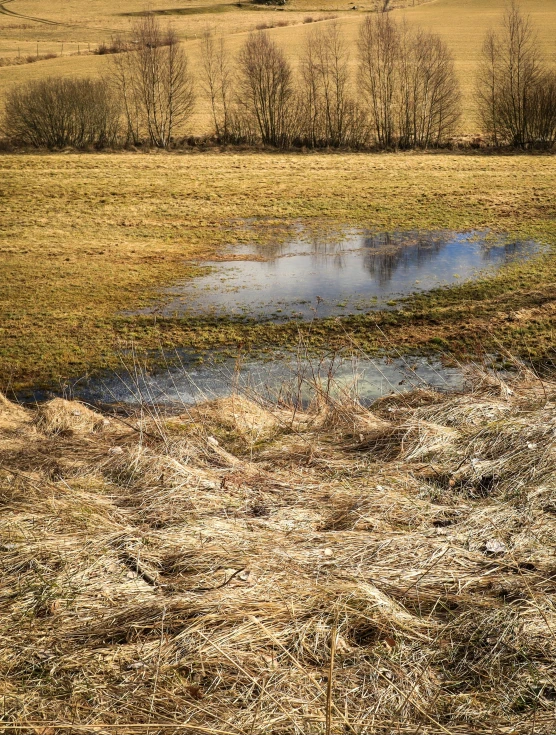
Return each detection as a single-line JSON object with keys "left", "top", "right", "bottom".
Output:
{"left": 2, "top": 365, "right": 556, "bottom": 731}
{"left": 400, "top": 0, "right": 556, "bottom": 126}
{"left": 1, "top": 0, "right": 555, "bottom": 133}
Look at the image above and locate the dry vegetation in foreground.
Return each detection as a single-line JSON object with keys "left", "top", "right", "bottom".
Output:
{"left": 1, "top": 362, "right": 556, "bottom": 732}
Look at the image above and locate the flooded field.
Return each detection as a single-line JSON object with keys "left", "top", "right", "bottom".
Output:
{"left": 21, "top": 227, "right": 540, "bottom": 407}
{"left": 140, "top": 229, "right": 542, "bottom": 320}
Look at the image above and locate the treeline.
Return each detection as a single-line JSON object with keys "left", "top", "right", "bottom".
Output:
{"left": 2, "top": 2, "right": 556, "bottom": 151}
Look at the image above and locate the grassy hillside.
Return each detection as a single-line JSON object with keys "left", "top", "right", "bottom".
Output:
{"left": 1, "top": 0, "right": 555, "bottom": 134}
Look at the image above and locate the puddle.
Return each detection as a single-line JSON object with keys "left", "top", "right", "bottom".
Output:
{"left": 26, "top": 352, "right": 464, "bottom": 408}
{"left": 19, "top": 227, "right": 538, "bottom": 409}
{"left": 140, "top": 229, "right": 542, "bottom": 321}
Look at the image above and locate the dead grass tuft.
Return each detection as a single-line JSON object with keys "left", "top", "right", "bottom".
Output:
{"left": 34, "top": 397, "right": 108, "bottom": 436}
{"left": 0, "top": 391, "right": 30, "bottom": 431}
{"left": 2, "top": 367, "right": 556, "bottom": 732}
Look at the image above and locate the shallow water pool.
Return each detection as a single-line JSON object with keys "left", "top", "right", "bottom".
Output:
{"left": 139, "top": 229, "right": 541, "bottom": 320}
{"left": 32, "top": 352, "right": 465, "bottom": 408}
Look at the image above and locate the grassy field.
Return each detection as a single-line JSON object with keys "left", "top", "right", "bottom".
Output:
{"left": 1, "top": 0, "right": 555, "bottom": 133}
{"left": 1, "top": 151, "right": 555, "bottom": 392}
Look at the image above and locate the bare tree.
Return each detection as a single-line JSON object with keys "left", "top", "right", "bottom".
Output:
{"left": 358, "top": 15, "right": 460, "bottom": 148}
{"left": 200, "top": 28, "right": 233, "bottom": 141}
{"left": 497, "top": 1, "right": 540, "bottom": 146}
{"left": 299, "top": 22, "right": 353, "bottom": 147}
{"left": 110, "top": 15, "right": 194, "bottom": 148}
{"left": 237, "top": 31, "right": 293, "bottom": 147}
{"left": 135, "top": 18, "right": 195, "bottom": 147}
{"left": 400, "top": 29, "right": 461, "bottom": 147}
{"left": 477, "top": 29, "right": 500, "bottom": 145}
{"left": 111, "top": 38, "right": 142, "bottom": 145}
{"left": 318, "top": 21, "right": 351, "bottom": 146}
{"left": 358, "top": 13, "right": 399, "bottom": 147}
{"left": 477, "top": 1, "right": 555, "bottom": 148}
{"left": 299, "top": 25, "right": 325, "bottom": 146}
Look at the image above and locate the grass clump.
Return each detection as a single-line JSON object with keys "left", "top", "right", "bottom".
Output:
{"left": 1, "top": 361, "right": 556, "bottom": 732}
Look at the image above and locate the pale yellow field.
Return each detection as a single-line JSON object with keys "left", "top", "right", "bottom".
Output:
{"left": 1, "top": 0, "right": 555, "bottom": 134}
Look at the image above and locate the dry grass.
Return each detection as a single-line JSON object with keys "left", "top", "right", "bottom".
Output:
{"left": 0, "top": 0, "right": 422, "bottom": 63}
{"left": 2, "top": 361, "right": 556, "bottom": 732}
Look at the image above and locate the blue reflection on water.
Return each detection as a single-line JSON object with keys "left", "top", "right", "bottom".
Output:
{"left": 141, "top": 229, "right": 541, "bottom": 320}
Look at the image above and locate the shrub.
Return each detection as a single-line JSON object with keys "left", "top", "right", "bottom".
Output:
{"left": 3, "top": 77, "right": 121, "bottom": 148}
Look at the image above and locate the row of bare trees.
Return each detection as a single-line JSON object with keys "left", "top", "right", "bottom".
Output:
{"left": 200, "top": 16, "right": 461, "bottom": 149}
{"left": 2, "top": 3, "right": 555, "bottom": 149}
{"left": 198, "top": 2, "right": 555, "bottom": 149}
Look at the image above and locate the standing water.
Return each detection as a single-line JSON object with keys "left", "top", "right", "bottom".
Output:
{"left": 23, "top": 228, "right": 541, "bottom": 407}
{"left": 137, "top": 229, "right": 542, "bottom": 321}
{"left": 30, "top": 352, "right": 465, "bottom": 408}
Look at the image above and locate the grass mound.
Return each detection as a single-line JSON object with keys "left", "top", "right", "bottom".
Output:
{"left": 1, "top": 365, "right": 556, "bottom": 733}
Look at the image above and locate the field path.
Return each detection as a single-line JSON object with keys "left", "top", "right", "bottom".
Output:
{"left": 0, "top": 0, "right": 125, "bottom": 32}
{"left": 0, "top": 0, "right": 63, "bottom": 25}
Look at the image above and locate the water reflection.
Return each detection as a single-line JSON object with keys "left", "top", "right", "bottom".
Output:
{"left": 138, "top": 229, "right": 540, "bottom": 321}
{"left": 362, "top": 232, "right": 447, "bottom": 285}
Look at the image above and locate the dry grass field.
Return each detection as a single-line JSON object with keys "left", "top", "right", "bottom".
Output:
{"left": 1, "top": 152, "right": 555, "bottom": 392}
{"left": 1, "top": 0, "right": 555, "bottom": 133}
{"left": 2, "top": 4, "right": 556, "bottom": 733}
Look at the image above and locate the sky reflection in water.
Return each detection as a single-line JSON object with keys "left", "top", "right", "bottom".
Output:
{"left": 143, "top": 229, "right": 540, "bottom": 320}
